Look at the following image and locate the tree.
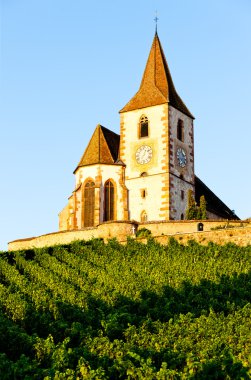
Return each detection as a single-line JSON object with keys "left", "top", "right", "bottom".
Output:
{"left": 199, "top": 195, "right": 207, "bottom": 220}
{"left": 186, "top": 190, "right": 198, "bottom": 220}
{"left": 186, "top": 191, "right": 207, "bottom": 220}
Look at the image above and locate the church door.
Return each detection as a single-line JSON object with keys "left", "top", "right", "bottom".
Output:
{"left": 84, "top": 181, "right": 95, "bottom": 227}
{"left": 104, "top": 180, "right": 114, "bottom": 221}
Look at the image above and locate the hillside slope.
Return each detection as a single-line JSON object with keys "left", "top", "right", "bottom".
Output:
{"left": 0, "top": 238, "right": 251, "bottom": 378}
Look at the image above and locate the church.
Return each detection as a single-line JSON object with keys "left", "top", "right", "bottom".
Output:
{"left": 59, "top": 32, "right": 237, "bottom": 231}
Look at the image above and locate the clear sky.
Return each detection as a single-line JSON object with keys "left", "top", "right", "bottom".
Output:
{"left": 0, "top": 0, "right": 250, "bottom": 251}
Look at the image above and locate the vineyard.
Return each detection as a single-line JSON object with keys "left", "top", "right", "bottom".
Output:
{"left": 0, "top": 238, "right": 251, "bottom": 379}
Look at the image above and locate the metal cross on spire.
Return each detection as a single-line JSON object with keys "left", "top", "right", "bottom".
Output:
{"left": 154, "top": 11, "right": 159, "bottom": 33}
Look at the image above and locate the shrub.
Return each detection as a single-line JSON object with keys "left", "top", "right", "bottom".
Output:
{"left": 136, "top": 228, "right": 152, "bottom": 238}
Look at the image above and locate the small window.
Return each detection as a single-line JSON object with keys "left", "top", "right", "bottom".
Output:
{"left": 139, "top": 115, "right": 149, "bottom": 138}
{"left": 181, "top": 213, "right": 184, "bottom": 220}
{"left": 141, "top": 211, "right": 147, "bottom": 222}
{"left": 141, "top": 189, "right": 146, "bottom": 198}
{"left": 181, "top": 190, "right": 184, "bottom": 200}
{"left": 177, "top": 119, "right": 184, "bottom": 142}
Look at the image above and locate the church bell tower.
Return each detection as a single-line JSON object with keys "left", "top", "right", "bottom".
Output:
{"left": 119, "top": 32, "right": 195, "bottom": 221}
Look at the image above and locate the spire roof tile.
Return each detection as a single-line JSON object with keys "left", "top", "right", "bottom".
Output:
{"left": 120, "top": 33, "right": 194, "bottom": 118}
{"left": 74, "top": 125, "right": 120, "bottom": 173}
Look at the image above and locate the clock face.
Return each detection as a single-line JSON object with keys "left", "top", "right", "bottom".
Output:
{"left": 135, "top": 145, "right": 153, "bottom": 164}
{"left": 177, "top": 148, "right": 187, "bottom": 167}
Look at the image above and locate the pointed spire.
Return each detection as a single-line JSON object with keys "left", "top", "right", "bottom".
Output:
{"left": 120, "top": 33, "right": 194, "bottom": 118}
{"left": 74, "top": 125, "right": 120, "bottom": 173}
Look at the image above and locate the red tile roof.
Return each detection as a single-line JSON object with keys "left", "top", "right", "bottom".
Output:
{"left": 74, "top": 125, "right": 120, "bottom": 173}
{"left": 120, "top": 32, "right": 194, "bottom": 119}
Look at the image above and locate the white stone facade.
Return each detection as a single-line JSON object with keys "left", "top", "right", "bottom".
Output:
{"left": 59, "top": 163, "right": 127, "bottom": 230}
{"left": 120, "top": 104, "right": 169, "bottom": 221}
{"left": 118, "top": 103, "right": 194, "bottom": 222}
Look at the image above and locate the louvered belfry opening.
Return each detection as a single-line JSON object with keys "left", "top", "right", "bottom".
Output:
{"left": 140, "top": 115, "right": 149, "bottom": 138}
{"left": 104, "top": 180, "right": 114, "bottom": 221}
{"left": 84, "top": 181, "right": 95, "bottom": 227}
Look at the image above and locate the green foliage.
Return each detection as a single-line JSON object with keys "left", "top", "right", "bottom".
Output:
{"left": 136, "top": 227, "right": 152, "bottom": 238}
{"left": 0, "top": 239, "right": 250, "bottom": 378}
{"left": 186, "top": 189, "right": 198, "bottom": 219}
{"left": 186, "top": 191, "right": 208, "bottom": 220}
{"left": 199, "top": 195, "right": 207, "bottom": 220}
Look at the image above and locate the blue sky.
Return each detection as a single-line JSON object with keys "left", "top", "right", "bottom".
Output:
{"left": 0, "top": 0, "right": 250, "bottom": 250}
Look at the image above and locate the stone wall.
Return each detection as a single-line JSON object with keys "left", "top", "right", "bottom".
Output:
{"left": 140, "top": 219, "right": 246, "bottom": 235}
{"left": 152, "top": 225, "right": 251, "bottom": 247}
{"left": 8, "top": 220, "right": 250, "bottom": 251}
{"left": 8, "top": 221, "right": 137, "bottom": 251}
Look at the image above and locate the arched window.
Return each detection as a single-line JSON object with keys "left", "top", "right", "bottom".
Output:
{"left": 139, "top": 115, "right": 149, "bottom": 138}
{"left": 177, "top": 119, "right": 184, "bottom": 142}
{"left": 84, "top": 181, "right": 95, "bottom": 227}
{"left": 104, "top": 180, "right": 114, "bottom": 221}
{"left": 141, "top": 210, "right": 147, "bottom": 222}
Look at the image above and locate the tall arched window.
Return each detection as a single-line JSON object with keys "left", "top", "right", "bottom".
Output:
{"left": 104, "top": 180, "right": 114, "bottom": 221}
{"left": 139, "top": 115, "right": 149, "bottom": 138}
{"left": 177, "top": 119, "right": 184, "bottom": 142}
{"left": 84, "top": 181, "right": 95, "bottom": 227}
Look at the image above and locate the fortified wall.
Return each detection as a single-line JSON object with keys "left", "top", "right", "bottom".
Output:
{"left": 8, "top": 220, "right": 251, "bottom": 251}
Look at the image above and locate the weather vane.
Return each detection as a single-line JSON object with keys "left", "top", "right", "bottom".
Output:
{"left": 154, "top": 10, "right": 159, "bottom": 32}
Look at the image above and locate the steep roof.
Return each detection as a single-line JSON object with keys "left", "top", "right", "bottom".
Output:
{"left": 74, "top": 125, "right": 120, "bottom": 173}
{"left": 120, "top": 32, "right": 194, "bottom": 118}
{"left": 195, "top": 176, "right": 239, "bottom": 220}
